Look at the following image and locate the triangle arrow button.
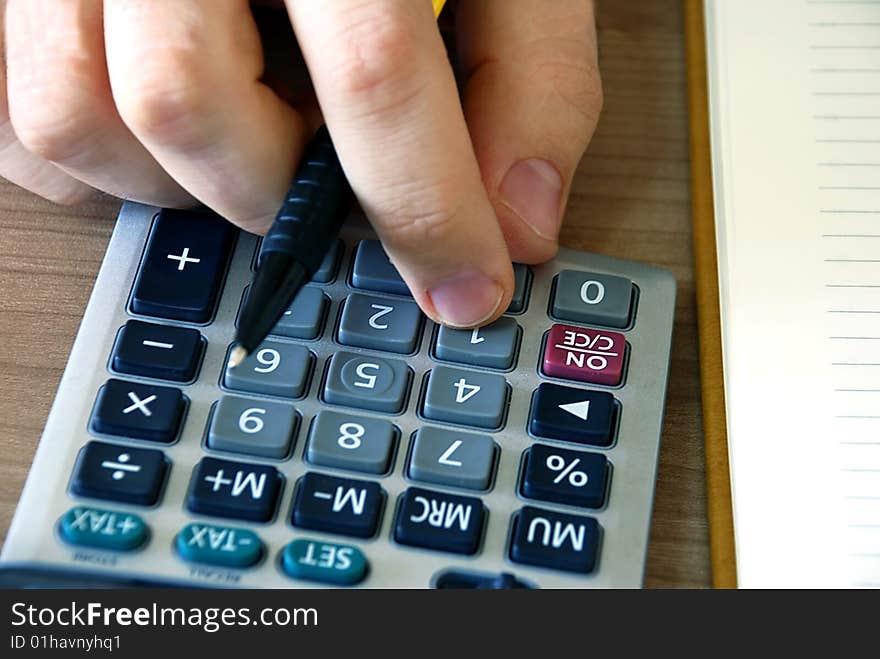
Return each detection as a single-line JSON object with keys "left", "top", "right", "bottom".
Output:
{"left": 558, "top": 400, "right": 590, "bottom": 421}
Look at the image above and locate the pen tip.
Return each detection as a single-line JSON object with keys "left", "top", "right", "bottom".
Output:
{"left": 228, "top": 346, "right": 249, "bottom": 369}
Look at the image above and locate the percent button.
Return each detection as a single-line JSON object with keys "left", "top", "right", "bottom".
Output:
{"left": 520, "top": 444, "right": 608, "bottom": 509}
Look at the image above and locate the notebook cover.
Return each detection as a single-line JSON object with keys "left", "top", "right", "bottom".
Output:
{"left": 683, "top": 0, "right": 737, "bottom": 589}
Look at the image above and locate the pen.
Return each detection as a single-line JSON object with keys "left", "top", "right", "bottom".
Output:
{"left": 230, "top": 0, "right": 447, "bottom": 368}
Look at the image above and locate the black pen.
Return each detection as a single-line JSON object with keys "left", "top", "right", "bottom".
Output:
{"left": 229, "top": 125, "right": 353, "bottom": 368}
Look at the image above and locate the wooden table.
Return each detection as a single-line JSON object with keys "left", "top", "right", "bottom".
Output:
{"left": 0, "top": 0, "right": 710, "bottom": 587}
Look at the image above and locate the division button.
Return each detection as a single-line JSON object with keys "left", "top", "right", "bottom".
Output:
{"left": 58, "top": 506, "right": 149, "bottom": 551}
{"left": 508, "top": 506, "right": 600, "bottom": 574}
{"left": 528, "top": 382, "right": 616, "bottom": 446}
{"left": 281, "top": 538, "right": 368, "bottom": 586}
{"left": 393, "top": 487, "right": 485, "bottom": 555}
{"left": 70, "top": 441, "right": 169, "bottom": 506}
{"left": 291, "top": 472, "right": 384, "bottom": 539}
{"left": 111, "top": 320, "right": 203, "bottom": 382}
{"left": 185, "top": 457, "right": 283, "bottom": 523}
{"left": 176, "top": 522, "right": 263, "bottom": 568}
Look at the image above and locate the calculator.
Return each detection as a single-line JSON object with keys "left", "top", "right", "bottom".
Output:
{"left": 0, "top": 202, "right": 675, "bottom": 588}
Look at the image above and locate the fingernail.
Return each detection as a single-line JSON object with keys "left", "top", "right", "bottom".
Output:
{"left": 427, "top": 270, "right": 505, "bottom": 328}
{"left": 499, "top": 159, "right": 563, "bottom": 240}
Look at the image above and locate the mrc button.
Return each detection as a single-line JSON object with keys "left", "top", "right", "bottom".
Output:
{"left": 542, "top": 323, "right": 626, "bottom": 386}
{"left": 529, "top": 383, "right": 616, "bottom": 447}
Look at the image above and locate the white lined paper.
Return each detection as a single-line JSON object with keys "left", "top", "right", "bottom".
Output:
{"left": 706, "top": 0, "right": 880, "bottom": 586}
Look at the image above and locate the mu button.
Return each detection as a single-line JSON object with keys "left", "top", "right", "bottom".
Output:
{"left": 185, "top": 458, "right": 283, "bottom": 523}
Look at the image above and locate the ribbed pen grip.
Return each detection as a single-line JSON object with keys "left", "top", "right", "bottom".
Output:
{"left": 260, "top": 125, "right": 354, "bottom": 274}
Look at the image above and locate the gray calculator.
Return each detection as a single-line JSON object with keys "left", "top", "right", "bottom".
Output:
{"left": 0, "top": 202, "right": 675, "bottom": 588}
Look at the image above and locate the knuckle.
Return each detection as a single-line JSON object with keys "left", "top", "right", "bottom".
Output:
{"left": 323, "top": 9, "right": 424, "bottom": 111}
{"left": 372, "top": 184, "right": 464, "bottom": 251}
{"left": 113, "top": 48, "right": 212, "bottom": 146}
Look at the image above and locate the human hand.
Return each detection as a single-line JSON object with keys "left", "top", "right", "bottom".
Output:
{"left": 1, "top": 0, "right": 601, "bottom": 327}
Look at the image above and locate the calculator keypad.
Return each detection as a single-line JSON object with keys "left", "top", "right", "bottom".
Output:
{"left": 70, "top": 441, "right": 169, "bottom": 506}
{"left": 90, "top": 379, "right": 185, "bottom": 443}
{"left": 223, "top": 341, "right": 313, "bottom": 399}
{"left": 186, "top": 457, "right": 283, "bottom": 523}
{"left": 206, "top": 396, "right": 299, "bottom": 459}
{"left": 421, "top": 366, "right": 508, "bottom": 429}
{"left": 337, "top": 292, "right": 423, "bottom": 354}
{"left": 111, "top": 320, "right": 203, "bottom": 382}
{"left": 45, "top": 205, "right": 676, "bottom": 588}
{"left": 323, "top": 351, "right": 411, "bottom": 414}
{"left": 130, "top": 209, "right": 236, "bottom": 323}
{"left": 305, "top": 410, "right": 397, "bottom": 475}
{"left": 291, "top": 472, "right": 384, "bottom": 539}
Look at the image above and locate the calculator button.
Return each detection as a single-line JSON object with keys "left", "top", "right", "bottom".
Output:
{"left": 552, "top": 270, "right": 633, "bottom": 328}
{"left": 528, "top": 382, "right": 616, "bottom": 446}
{"left": 176, "top": 522, "right": 263, "bottom": 568}
{"left": 263, "top": 286, "right": 328, "bottom": 340}
{"left": 350, "top": 239, "right": 410, "bottom": 296}
{"left": 323, "top": 351, "right": 411, "bottom": 414}
{"left": 520, "top": 444, "right": 608, "bottom": 508}
{"left": 393, "top": 487, "right": 485, "bottom": 555}
{"left": 421, "top": 366, "right": 508, "bottom": 429}
{"left": 407, "top": 427, "right": 497, "bottom": 491}
{"left": 291, "top": 472, "right": 384, "bottom": 539}
{"left": 281, "top": 538, "right": 368, "bottom": 586}
{"left": 434, "top": 317, "right": 519, "bottom": 370}
{"left": 206, "top": 396, "right": 299, "bottom": 459}
{"left": 223, "top": 341, "right": 313, "bottom": 399}
{"left": 542, "top": 323, "right": 626, "bottom": 386}
{"left": 508, "top": 506, "right": 600, "bottom": 574}
{"left": 90, "top": 379, "right": 185, "bottom": 443}
{"left": 507, "top": 264, "right": 532, "bottom": 314}
{"left": 111, "top": 320, "right": 203, "bottom": 382}
{"left": 305, "top": 410, "right": 397, "bottom": 475}
{"left": 257, "top": 239, "right": 341, "bottom": 283}
{"left": 337, "top": 293, "right": 423, "bottom": 354}
{"left": 70, "top": 441, "right": 169, "bottom": 506}
{"left": 130, "top": 209, "right": 236, "bottom": 323}
{"left": 58, "top": 506, "right": 148, "bottom": 552}
{"left": 186, "top": 457, "right": 283, "bottom": 523}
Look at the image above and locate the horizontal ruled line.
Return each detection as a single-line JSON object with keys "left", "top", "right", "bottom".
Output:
{"left": 826, "top": 284, "right": 880, "bottom": 288}
{"left": 822, "top": 234, "right": 880, "bottom": 237}
{"left": 842, "top": 468, "right": 880, "bottom": 472}
{"left": 837, "top": 414, "right": 880, "bottom": 417}
{"left": 814, "top": 115, "right": 880, "bottom": 119}
{"left": 820, "top": 210, "right": 880, "bottom": 214}
{"left": 835, "top": 388, "right": 880, "bottom": 392}
{"left": 840, "top": 441, "right": 880, "bottom": 445}
{"left": 830, "top": 335, "right": 880, "bottom": 339}
{"left": 819, "top": 184, "right": 880, "bottom": 188}
{"left": 818, "top": 162, "right": 880, "bottom": 166}
{"left": 832, "top": 362, "right": 880, "bottom": 366}
{"left": 825, "top": 259, "right": 880, "bottom": 262}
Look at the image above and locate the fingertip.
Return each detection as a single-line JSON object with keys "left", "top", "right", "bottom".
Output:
{"left": 423, "top": 267, "right": 513, "bottom": 329}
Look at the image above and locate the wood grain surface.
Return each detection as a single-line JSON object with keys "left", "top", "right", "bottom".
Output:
{"left": 0, "top": 0, "right": 711, "bottom": 587}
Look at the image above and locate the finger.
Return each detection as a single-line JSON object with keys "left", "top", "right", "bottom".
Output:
{"left": 0, "top": 0, "right": 93, "bottom": 204}
{"left": 104, "top": 0, "right": 308, "bottom": 234}
{"left": 456, "top": 0, "right": 602, "bottom": 263}
{"left": 4, "top": 0, "right": 193, "bottom": 207}
{"left": 286, "top": 0, "right": 514, "bottom": 328}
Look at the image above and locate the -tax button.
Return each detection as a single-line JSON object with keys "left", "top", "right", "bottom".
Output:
{"left": 176, "top": 523, "right": 263, "bottom": 568}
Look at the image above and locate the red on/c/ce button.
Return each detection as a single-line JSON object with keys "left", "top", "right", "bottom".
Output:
{"left": 542, "top": 323, "right": 626, "bottom": 386}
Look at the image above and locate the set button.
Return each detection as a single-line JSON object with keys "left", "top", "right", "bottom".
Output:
{"left": 281, "top": 538, "right": 367, "bottom": 586}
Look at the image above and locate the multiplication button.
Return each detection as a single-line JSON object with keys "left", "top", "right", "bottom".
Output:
{"left": 509, "top": 506, "right": 600, "bottom": 574}
{"left": 90, "top": 379, "right": 185, "bottom": 443}
{"left": 520, "top": 444, "right": 608, "bottom": 508}
{"left": 393, "top": 487, "right": 485, "bottom": 555}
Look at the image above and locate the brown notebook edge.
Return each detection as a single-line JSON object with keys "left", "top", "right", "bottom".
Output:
{"left": 683, "top": 0, "right": 738, "bottom": 588}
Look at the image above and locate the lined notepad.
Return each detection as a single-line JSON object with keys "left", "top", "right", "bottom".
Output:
{"left": 705, "top": 0, "right": 880, "bottom": 587}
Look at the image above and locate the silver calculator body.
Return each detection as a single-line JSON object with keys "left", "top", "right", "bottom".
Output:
{"left": 0, "top": 201, "right": 675, "bottom": 588}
